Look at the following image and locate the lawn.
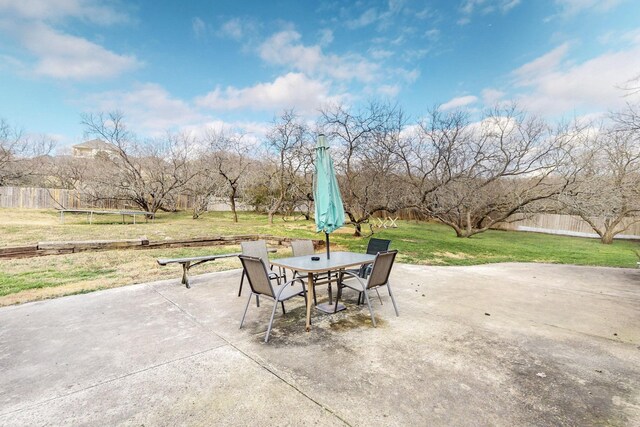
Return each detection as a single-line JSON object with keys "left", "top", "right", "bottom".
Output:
{"left": 1, "top": 208, "right": 638, "bottom": 306}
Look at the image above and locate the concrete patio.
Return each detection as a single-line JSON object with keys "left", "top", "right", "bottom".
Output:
{"left": 1, "top": 263, "right": 639, "bottom": 426}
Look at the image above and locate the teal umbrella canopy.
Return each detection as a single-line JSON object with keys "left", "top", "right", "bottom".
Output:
{"left": 314, "top": 134, "right": 344, "bottom": 257}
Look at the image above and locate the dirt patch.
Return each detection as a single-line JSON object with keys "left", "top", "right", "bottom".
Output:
{"left": 433, "top": 251, "right": 476, "bottom": 260}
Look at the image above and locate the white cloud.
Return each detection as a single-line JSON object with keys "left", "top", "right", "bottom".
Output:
{"left": 85, "top": 83, "right": 279, "bottom": 142}
{"left": 501, "top": 0, "right": 521, "bottom": 12}
{"left": 424, "top": 28, "right": 440, "bottom": 41}
{"left": 0, "top": 0, "right": 138, "bottom": 80}
{"left": 377, "top": 84, "right": 401, "bottom": 97}
{"left": 318, "top": 28, "right": 333, "bottom": 46}
{"left": 553, "top": 0, "right": 623, "bottom": 17}
{"left": 258, "top": 30, "right": 380, "bottom": 84}
{"left": 0, "top": 0, "right": 129, "bottom": 25}
{"left": 18, "top": 23, "right": 140, "bottom": 79}
{"left": 481, "top": 88, "right": 506, "bottom": 105}
{"left": 396, "top": 68, "right": 420, "bottom": 83}
{"left": 369, "top": 48, "right": 394, "bottom": 60}
{"left": 346, "top": 8, "right": 378, "bottom": 29}
{"left": 512, "top": 42, "right": 640, "bottom": 115}
{"left": 218, "top": 18, "right": 244, "bottom": 40}
{"left": 513, "top": 43, "right": 570, "bottom": 85}
{"left": 195, "top": 72, "right": 342, "bottom": 114}
{"left": 85, "top": 83, "right": 205, "bottom": 135}
{"left": 441, "top": 95, "right": 478, "bottom": 110}
{"left": 182, "top": 120, "right": 271, "bottom": 145}
{"left": 598, "top": 28, "right": 640, "bottom": 47}
{"left": 458, "top": 0, "right": 522, "bottom": 25}
{"left": 192, "top": 17, "right": 207, "bottom": 39}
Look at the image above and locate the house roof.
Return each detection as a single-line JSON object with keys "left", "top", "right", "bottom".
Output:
{"left": 73, "top": 139, "right": 115, "bottom": 150}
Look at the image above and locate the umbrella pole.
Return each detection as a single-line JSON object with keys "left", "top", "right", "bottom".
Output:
{"left": 325, "top": 232, "right": 330, "bottom": 259}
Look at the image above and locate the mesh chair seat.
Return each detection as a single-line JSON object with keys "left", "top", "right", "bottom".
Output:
{"left": 335, "top": 250, "right": 399, "bottom": 327}
{"left": 238, "top": 240, "right": 286, "bottom": 301}
{"left": 239, "top": 255, "right": 306, "bottom": 343}
{"left": 343, "top": 237, "right": 391, "bottom": 304}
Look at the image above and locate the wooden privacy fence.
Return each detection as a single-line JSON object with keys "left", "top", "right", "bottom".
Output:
{"left": 494, "top": 213, "right": 640, "bottom": 239}
{"left": 0, "top": 186, "right": 192, "bottom": 210}
{"left": 373, "top": 209, "right": 639, "bottom": 239}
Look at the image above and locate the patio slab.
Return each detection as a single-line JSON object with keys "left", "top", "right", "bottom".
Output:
{"left": 1, "top": 263, "right": 639, "bottom": 426}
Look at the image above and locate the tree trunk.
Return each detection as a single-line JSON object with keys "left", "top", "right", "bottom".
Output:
{"left": 353, "top": 222, "right": 362, "bottom": 237}
{"left": 229, "top": 190, "right": 238, "bottom": 223}
{"left": 601, "top": 230, "right": 615, "bottom": 244}
{"left": 267, "top": 196, "right": 283, "bottom": 224}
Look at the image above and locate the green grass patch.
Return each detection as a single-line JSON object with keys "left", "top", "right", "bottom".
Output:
{"left": 0, "top": 267, "right": 117, "bottom": 296}
{"left": 0, "top": 208, "right": 638, "bottom": 304}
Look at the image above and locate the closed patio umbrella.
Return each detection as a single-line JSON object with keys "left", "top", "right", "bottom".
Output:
{"left": 314, "top": 134, "right": 344, "bottom": 259}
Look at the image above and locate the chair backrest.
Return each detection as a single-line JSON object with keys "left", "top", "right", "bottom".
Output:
{"left": 367, "top": 250, "right": 397, "bottom": 289}
{"left": 239, "top": 255, "right": 275, "bottom": 297}
{"left": 366, "top": 238, "right": 391, "bottom": 255}
{"left": 291, "top": 240, "right": 315, "bottom": 257}
{"left": 241, "top": 240, "right": 269, "bottom": 263}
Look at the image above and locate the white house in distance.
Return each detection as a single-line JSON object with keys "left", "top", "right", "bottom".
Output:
{"left": 72, "top": 139, "right": 118, "bottom": 158}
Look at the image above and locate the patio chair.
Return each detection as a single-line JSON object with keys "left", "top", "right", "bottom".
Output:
{"left": 239, "top": 255, "right": 307, "bottom": 343}
{"left": 290, "top": 239, "right": 333, "bottom": 306}
{"left": 238, "top": 240, "right": 286, "bottom": 303}
{"left": 345, "top": 237, "right": 391, "bottom": 304}
{"left": 334, "top": 250, "right": 399, "bottom": 327}
{"left": 359, "top": 237, "right": 391, "bottom": 277}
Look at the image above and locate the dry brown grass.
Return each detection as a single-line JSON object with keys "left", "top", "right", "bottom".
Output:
{"left": 0, "top": 209, "right": 320, "bottom": 306}
{"left": 0, "top": 245, "right": 298, "bottom": 307}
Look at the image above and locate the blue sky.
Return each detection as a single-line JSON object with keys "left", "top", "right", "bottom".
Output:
{"left": 1, "top": 0, "right": 639, "bottom": 148}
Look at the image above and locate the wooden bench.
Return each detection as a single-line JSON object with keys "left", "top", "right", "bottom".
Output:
{"left": 157, "top": 248, "right": 277, "bottom": 288}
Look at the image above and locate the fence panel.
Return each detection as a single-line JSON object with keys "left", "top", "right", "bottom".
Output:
{"left": 0, "top": 186, "right": 193, "bottom": 211}
{"left": 495, "top": 213, "right": 640, "bottom": 239}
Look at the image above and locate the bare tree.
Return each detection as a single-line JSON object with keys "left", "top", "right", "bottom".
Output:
{"left": 612, "top": 102, "right": 640, "bottom": 132}
{"left": 183, "top": 152, "right": 225, "bottom": 219}
{"left": 620, "top": 74, "right": 640, "bottom": 96}
{"left": 262, "top": 110, "right": 309, "bottom": 224}
{"left": 81, "top": 112, "right": 198, "bottom": 214}
{"left": 205, "top": 129, "right": 253, "bottom": 223}
{"left": 402, "top": 105, "right": 577, "bottom": 238}
{"left": 561, "top": 112, "right": 640, "bottom": 244}
{"left": 320, "top": 101, "right": 407, "bottom": 236}
{"left": 0, "top": 118, "right": 54, "bottom": 186}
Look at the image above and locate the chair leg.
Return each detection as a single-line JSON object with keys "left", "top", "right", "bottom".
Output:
{"left": 387, "top": 283, "right": 399, "bottom": 316}
{"left": 375, "top": 288, "right": 383, "bottom": 305}
{"left": 281, "top": 301, "right": 286, "bottom": 314}
{"left": 256, "top": 295, "right": 260, "bottom": 307}
{"left": 240, "top": 293, "right": 253, "bottom": 328}
{"left": 265, "top": 300, "right": 280, "bottom": 343}
{"left": 313, "top": 284, "right": 318, "bottom": 305}
{"left": 333, "top": 280, "right": 343, "bottom": 313}
{"left": 238, "top": 270, "right": 245, "bottom": 297}
{"left": 362, "top": 288, "right": 377, "bottom": 327}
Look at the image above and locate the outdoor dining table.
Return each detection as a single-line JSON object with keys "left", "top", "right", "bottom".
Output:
{"left": 269, "top": 251, "right": 376, "bottom": 332}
